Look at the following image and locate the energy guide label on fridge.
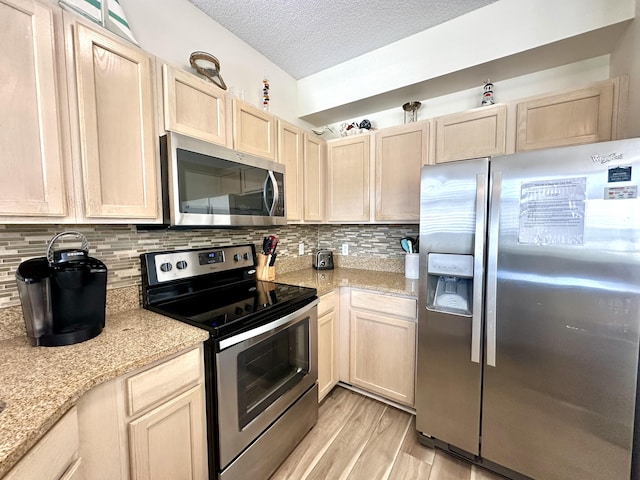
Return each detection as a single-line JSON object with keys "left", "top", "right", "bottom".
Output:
{"left": 605, "top": 185, "right": 637, "bottom": 199}
{"left": 518, "top": 178, "right": 586, "bottom": 246}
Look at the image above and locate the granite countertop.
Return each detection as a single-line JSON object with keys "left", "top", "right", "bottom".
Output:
{"left": 0, "top": 307, "right": 209, "bottom": 477}
{"left": 276, "top": 267, "right": 419, "bottom": 297}
{"left": 0, "top": 266, "right": 414, "bottom": 476}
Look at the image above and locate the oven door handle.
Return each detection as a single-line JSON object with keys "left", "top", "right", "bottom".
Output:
{"left": 218, "top": 299, "right": 318, "bottom": 350}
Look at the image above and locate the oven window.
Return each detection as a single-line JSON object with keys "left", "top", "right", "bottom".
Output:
{"left": 236, "top": 318, "right": 310, "bottom": 429}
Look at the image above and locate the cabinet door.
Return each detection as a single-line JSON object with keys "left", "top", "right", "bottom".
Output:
{"left": 375, "top": 122, "right": 428, "bottom": 222}
{"left": 326, "top": 136, "right": 370, "bottom": 222}
{"left": 59, "top": 458, "right": 84, "bottom": 480}
{"left": 516, "top": 83, "right": 614, "bottom": 151}
{"left": 70, "top": 20, "right": 159, "bottom": 220}
{"left": 318, "top": 310, "right": 338, "bottom": 401}
{"left": 350, "top": 310, "right": 416, "bottom": 405}
{"left": 435, "top": 105, "right": 507, "bottom": 163}
{"left": 278, "top": 120, "right": 304, "bottom": 221}
{"left": 303, "top": 133, "right": 325, "bottom": 222}
{"left": 232, "top": 99, "right": 277, "bottom": 160}
{"left": 4, "top": 407, "right": 80, "bottom": 480}
{"left": 163, "top": 64, "right": 227, "bottom": 146}
{"left": 0, "top": 0, "right": 69, "bottom": 219}
{"left": 129, "top": 385, "right": 207, "bottom": 480}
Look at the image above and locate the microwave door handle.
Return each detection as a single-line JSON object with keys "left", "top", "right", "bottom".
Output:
{"left": 263, "top": 171, "right": 278, "bottom": 216}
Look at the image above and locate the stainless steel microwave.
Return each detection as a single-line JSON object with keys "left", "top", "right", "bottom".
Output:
{"left": 160, "top": 132, "right": 286, "bottom": 227}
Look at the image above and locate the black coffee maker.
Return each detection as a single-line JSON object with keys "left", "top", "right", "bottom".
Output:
{"left": 16, "top": 231, "right": 107, "bottom": 346}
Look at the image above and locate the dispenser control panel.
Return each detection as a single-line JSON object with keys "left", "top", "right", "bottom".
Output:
{"left": 427, "top": 253, "right": 474, "bottom": 277}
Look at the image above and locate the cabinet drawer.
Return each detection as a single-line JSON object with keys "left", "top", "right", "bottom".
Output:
{"left": 127, "top": 347, "right": 202, "bottom": 416}
{"left": 350, "top": 290, "right": 416, "bottom": 320}
{"left": 318, "top": 291, "right": 336, "bottom": 317}
{"left": 5, "top": 408, "right": 79, "bottom": 480}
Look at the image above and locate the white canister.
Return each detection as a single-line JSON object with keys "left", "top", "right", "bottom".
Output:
{"left": 405, "top": 253, "right": 419, "bottom": 279}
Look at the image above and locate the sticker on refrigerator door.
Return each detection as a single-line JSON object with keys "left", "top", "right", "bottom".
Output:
{"left": 518, "top": 178, "right": 586, "bottom": 246}
{"left": 605, "top": 185, "right": 637, "bottom": 199}
{"left": 608, "top": 165, "right": 632, "bottom": 183}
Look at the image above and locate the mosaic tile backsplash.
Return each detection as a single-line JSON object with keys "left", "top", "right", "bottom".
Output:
{"left": 0, "top": 223, "right": 417, "bottom": 308}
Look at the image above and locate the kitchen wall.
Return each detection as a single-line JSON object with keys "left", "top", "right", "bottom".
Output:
{"left": 118, "top": 0, "right": 312, "bottom": 130}
{"left": 118, "top": 0, "right": 625, "bottom": 135}
{"left": 612, "top": 0, "right": 640, "bottom": 137}
{"left": 0, "top": 223, "right": 417, "bottom": 309}
{"left": 324, "top": 56, "right": 611, "bottom": 133}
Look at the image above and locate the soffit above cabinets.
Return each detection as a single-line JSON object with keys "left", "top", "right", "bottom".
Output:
{"left": 188, "top": 0, "right": 634, "bottom": 126}
{"left": 188, "top": 0, "right": 499, "bottom": 80}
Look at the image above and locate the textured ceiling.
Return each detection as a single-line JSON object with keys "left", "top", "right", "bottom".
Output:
{"left": 188, "top": 0, "right": 499, "bottom": 79}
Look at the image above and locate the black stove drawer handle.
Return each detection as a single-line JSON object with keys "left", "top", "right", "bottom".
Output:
{"left": 219, "top": 299, "right": 318, "bottom": 350}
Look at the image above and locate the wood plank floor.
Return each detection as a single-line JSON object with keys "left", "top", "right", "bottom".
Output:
{"left": 271, "top": 386, "right": 505, "bottom": 480}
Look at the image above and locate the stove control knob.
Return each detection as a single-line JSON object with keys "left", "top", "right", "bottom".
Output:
{"left": 176, "top": 260, "right": 188, "bottom": 270}
{"left": 233, "top": 254, "right": 241, "bottom": 261}
{"left": 243, "top": 253, "right": 249, "bottom": 260}
{"left": 160, "top": 262, "right": 172, "bottom": 272}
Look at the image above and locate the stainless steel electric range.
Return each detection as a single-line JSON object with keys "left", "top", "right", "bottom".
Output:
{"left": 140, "top": 244, "right": 319, "bottom": 480}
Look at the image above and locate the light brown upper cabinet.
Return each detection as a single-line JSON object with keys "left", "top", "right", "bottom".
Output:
{"left": 0, "top": 0, "right": 72, "bottom": 221}
{"left": 516, "top": 81, "right": 617, "bottom": 152}
{"left": 65, "top": 14, "right": 160, "bottom": 221}
{"left": 277, "top": 120, "right": 304, "bottom": 221}
{"left": 162, "top": 64, "right": 227, "bottom": 146}
{"left": 434, "top": 104, "right": 507, "bottom": 163}
{"left": 232, "top": 99, "right": 277, "bottom": 161}
{"left": 326, "top": 135, "right": 371, "bottom": 222}
{"left": 303, "top": 134, "right": 326, "bottom": 222}
{"left": 375, "top": 122, "right": 429, "bottom": 222}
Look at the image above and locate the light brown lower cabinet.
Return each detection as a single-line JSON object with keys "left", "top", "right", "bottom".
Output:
{"left": 77, "top": 346, "right": 208, "bottom": 480}
{"left": 3, "top": 407, "right": 83, "bottom": 480}
{"left": 129, "top": 385, "right": 207, "bottom": 480}
{"left": 317, "top": 291, "right": 338, "bottom": 401}
{"left": 347, "top": 290, "right": 417, "bottom": 407}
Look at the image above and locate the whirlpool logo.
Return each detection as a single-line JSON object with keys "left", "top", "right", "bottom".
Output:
{"left": 591, "top": 152, "right": 623, "bottom": 164}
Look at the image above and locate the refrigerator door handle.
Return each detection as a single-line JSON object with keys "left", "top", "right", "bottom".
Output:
{"left": 471, "top": 173, "right": 487, "bottom": 364}
{"left": 486, "top": 170, "right": 501, "bottom": 367}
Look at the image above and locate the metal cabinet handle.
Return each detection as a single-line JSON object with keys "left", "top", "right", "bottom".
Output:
{"left": 471, "top": 173, "right": 487, "bottom": 364}
{"left": 219, "top": 299, "right": 318, "bottom": 350}
{"left": 486, "top": 171, "right": 501, "bottom": 367}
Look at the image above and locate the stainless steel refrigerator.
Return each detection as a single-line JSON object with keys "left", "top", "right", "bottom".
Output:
{"left": 416, "top": 138, "right": 640, "bottom": 480}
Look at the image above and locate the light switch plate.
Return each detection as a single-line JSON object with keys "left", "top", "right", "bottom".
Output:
{"left": 298, "top": 243, "right": 304, "bottom": 255}
{"left": 342, "top": 243, "right": 349, "bottom": 255}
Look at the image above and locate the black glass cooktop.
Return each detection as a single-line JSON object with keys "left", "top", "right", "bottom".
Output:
{"left": 149, "top": 279, "right": 317, "bottom": 338}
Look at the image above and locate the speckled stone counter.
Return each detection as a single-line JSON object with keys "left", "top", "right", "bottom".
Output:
{"left": 276, "top": 267, "right": 419, "bottom": 297}
{"left": 0, "top": 305, "right": 209, "bottom": 477}
{"left": 0, "top": 267, "right": 415, "bottom": 476}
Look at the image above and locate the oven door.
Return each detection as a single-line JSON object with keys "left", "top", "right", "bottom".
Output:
{"left": 215, "top": 300, "right": 318, "bottom": 469}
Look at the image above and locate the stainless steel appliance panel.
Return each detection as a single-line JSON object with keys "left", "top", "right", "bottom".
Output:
{"left": 416, "top": 157, "right": 488, "bottom": 455}
{"left": 216, "top": 301, "right": 318, "bottom": 468}
{"left": 482, "top": 140, "right": 640, "bottom": 479}
{"left": 220, "top": 384, "right": 318, "bottom": 480}
{"left": 163, "top": 132, "right": 286, "bottom": 227}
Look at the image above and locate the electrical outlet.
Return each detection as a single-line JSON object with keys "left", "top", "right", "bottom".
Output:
{"left": 342, "top": 243, "right": 349, "bottom": 255}
{"left": 298, "top": 242, "right": 304, "bottom": 255}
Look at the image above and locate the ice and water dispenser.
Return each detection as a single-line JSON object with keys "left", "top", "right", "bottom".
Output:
{"left": 425, "top": 253, "right": 473, "bottom": 316}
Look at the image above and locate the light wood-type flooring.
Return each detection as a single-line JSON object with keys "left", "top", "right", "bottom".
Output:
{"left": 271, "top": 386, "right": 505, "bottom": 480}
